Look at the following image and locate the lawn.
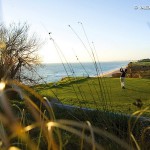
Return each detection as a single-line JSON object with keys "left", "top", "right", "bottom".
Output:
{"left": 34, "top": 77, "right": 150, "bottom": 115}
{"left": 7, "top": 77, "right": 150, "bottom": 149}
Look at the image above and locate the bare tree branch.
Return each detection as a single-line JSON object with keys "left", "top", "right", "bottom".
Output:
{"left": 0, "top": 22, "right": 42, "bottom": 84}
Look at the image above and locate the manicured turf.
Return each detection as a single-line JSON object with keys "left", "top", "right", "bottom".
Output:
{"left": 34, "top": 77, "right": 150, "bottom": 115}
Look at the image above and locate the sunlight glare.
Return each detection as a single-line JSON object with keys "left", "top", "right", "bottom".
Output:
{"left": 8, "top": 146, "right": 21, "bottom": 150}
{"left": 47, "top": 122, "right": 54, "bottom": 131}
{"left": 0, "top": 82, "right": 6, "bottom": 91}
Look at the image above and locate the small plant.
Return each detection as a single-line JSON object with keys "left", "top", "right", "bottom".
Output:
{"left": 133, "top": 99, "right": 143, "bottom": 109}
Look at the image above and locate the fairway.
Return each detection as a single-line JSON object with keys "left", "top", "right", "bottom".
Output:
{"left": 35, "top": 77, "right": 150, "bottom": 115}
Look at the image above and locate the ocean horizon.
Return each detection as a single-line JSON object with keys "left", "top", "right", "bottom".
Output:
{"left": 35, "top": 61, "right": 129, "bottom": 83}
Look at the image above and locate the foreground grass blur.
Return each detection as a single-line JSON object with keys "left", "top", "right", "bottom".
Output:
{"left": 0, "top": 78, "right": 150, "bottom": 149}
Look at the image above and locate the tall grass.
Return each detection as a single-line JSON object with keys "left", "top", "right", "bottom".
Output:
{"left": 0, "top": 73, "right": 150, "bottom": 149}
{"left": 0, "top": 80, "right": 134, "bottom": 149}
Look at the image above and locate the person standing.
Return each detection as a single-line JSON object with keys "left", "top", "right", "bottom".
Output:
{"left": 120, "top": 67, "right": 127, "bottom": 89}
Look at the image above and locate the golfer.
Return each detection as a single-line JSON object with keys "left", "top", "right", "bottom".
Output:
{"left": 120, "top": 67, "right": 127, "bottom": 89}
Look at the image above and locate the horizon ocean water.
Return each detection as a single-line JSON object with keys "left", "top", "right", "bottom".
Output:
{"left": 35, "top": 61, "right": 129, "bottom": 83}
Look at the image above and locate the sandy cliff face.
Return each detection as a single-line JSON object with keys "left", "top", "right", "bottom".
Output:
{"left": 126, "top": 62, "right": 150, "bottom": 78}
{"left": 111, "top": 62, "right": 150, "bottom": 78}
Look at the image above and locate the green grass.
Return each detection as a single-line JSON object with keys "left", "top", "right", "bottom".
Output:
{"left": 132, "top": 61, "right": 150, "bottom": 66}
{"left": 33, "top": 77, "right": 150, "bottom": 115}
{"left": 4, "top": 78, "right": 150, "bottom": 149}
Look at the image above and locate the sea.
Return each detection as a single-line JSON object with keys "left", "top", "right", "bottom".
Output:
{"left": 35, "top": 61, "right": 129, "bottom": 83}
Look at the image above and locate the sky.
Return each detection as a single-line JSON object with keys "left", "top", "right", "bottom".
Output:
{"left": 1, "top": 0, "right": 150, "bottom": 63}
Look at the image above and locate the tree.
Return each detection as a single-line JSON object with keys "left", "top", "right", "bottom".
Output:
{"left": 138, "top": 58, "right": 150, "bottom": 62}
{"left": 0, "top": 22, "right": 41, "bottom": 84}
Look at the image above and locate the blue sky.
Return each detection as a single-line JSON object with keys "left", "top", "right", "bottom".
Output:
{"left": 1, "top": 0, "right": 150, "bottom": 63}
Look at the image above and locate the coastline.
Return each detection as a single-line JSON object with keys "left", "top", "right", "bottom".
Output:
{"left": 100, "top": 69, "right": 120, "bottom": 77}
{"left": 37, "top": 62, "right": 129, "bottom": 82}
{"left": 99, "top": 66, "right": 127, "bottom": 77}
